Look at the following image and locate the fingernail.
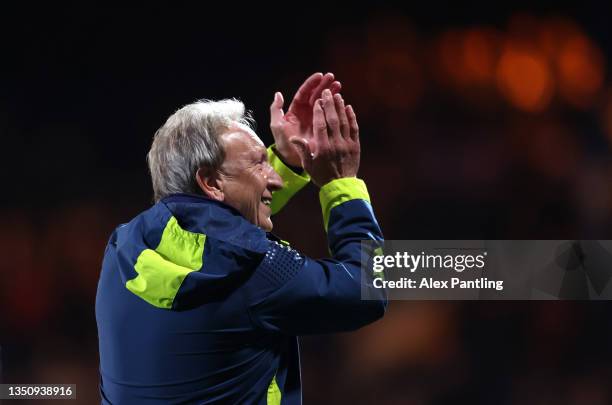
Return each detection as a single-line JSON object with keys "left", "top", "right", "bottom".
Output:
{"left": 323, "top": 89, "right": 332, "bottom": 97}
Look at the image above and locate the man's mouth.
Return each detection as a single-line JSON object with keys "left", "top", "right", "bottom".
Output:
{"left": 261, "top": 196, "right": 272, "bottom": 207}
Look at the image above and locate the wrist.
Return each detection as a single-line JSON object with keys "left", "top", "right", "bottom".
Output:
{"left": 319, "top": 177, "right": 370, "bottom": 231}
{"left": 271, "top": 145, "right": 303, "bottom": 173}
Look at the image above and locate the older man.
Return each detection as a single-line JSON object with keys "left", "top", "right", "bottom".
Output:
{"left": 95, "top": 73, "right": 386, "bottom": 404}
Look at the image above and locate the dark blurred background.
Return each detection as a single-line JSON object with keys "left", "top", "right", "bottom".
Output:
{"left": 2, "top": 2, "right": 612, "bottom": 404}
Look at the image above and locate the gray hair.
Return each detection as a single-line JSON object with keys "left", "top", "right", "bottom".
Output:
{"left": 147, "top": 99, "right": 254, "bottom": 202}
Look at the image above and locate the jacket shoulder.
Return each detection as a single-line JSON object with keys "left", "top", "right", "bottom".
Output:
{"left": 104, "top": 198, "right": 271, "bottom": 310}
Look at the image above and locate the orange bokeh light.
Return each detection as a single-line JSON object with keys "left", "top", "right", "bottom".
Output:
{"left": 461, "top": 28, "right": 499, "bottom": 84}
{"left": 496, "top": 43, "right": 554, "bottom": 112}
{"left": 557, "top": 34, "right": 605, "bottom": 108}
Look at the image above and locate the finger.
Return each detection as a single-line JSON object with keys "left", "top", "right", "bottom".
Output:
{"left": 292, "top": 72, "right": 323, "bottom": 105}
{"left": 289, "top": 137, "right": 313, "bottom": 168}
{"left": 313, "top": 98, "right": 330, "bottom": 151}
{"left": 321, "top": 89, "right": 341, "bottom": 141}
{"left": 346, "top": 105, "right": 359, "bottom": 141}
{"left": 330, "top": 81, "right": 342, "bottom": 95}
{"left": 269, "top": 92, "right": 285, "bottom": 125}
{"left": 334, "top": 93, "right": 349, "bottom": 139}
{"left": 308, "top": 72, "right": 335, "bottom": 105}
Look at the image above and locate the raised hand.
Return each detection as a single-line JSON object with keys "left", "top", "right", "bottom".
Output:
{"left": 270, "top": 72, "right": 341, "bottom": 168}
{"left": 290, "top": 90, "right": 360, "bottom": 187}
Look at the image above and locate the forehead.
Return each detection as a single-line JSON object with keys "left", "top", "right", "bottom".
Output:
{"left": 220, "top": 123, "right": 265, "bottom": 157}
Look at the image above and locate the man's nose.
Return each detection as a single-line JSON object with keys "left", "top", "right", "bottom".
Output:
{"left": 266, "top": 166, "right": 283, "bottom": 192}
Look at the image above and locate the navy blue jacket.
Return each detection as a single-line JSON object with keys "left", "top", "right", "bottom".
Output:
{"left": 96, "top": 175, "right": 386, "bottom": 404}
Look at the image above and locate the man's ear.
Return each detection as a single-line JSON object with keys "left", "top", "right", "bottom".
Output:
{"left": 196, "top": 167, "right": 224, "bottom": 201}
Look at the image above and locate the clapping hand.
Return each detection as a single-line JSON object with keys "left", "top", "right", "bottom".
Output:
{"left": 270, "top": 72, "right": 341, "bottom": 168}
{"left": 290, "top": 90, "right": 360, "bottom": 187}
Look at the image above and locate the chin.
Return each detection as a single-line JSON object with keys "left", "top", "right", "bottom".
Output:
{"left": 258, "top": 205, "right": 273, "bottom": 231}
{"left": 259, "top": 217, "right": 273, "bottom": 232}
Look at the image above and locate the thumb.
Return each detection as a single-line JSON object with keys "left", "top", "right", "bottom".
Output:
{"left": 290, "top": 137, "right": 312, "bottom": 167}
{"left": 270, "top": 91, "right": 285, "bottom": 124}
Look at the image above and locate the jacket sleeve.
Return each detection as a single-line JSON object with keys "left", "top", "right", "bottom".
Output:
{"left": 267, "top": 145, "right": 310, "bottom": 215}
{"left": 246, "top": 177, "right": 387, "bottom": 335}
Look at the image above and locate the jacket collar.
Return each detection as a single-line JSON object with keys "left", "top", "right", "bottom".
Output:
{"left": 160, "top": 193, "right": 268, "bottom": 253}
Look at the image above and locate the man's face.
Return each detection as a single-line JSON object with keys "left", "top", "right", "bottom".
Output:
{"left": 217, "top": 125, "right": 283, "bottom": 231}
